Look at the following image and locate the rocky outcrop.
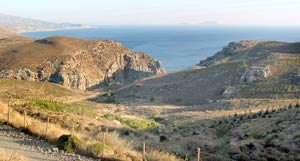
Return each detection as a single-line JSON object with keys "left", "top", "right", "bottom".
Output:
{"left": 0, "top": 37, "right": 165, "bottom": 90}
{"left": 0, "top": 68, "right": 37, "bottom": 81}
{"left": 222, "top": 86, "right": 236, "bottom": 98}
{"left": 104, "top": 54, "right": 164, "bottom": 85}
{"left": 198, "top": 41, "right": 260, "bottom": 67}
{"left": 198, "top": 40, "right": 300, "bottom": 67}
{"left": 241, "top": 66, "right": 270, "bottom": 82}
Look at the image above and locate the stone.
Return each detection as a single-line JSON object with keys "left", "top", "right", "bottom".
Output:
{"left": 222, "top": 86, "right": 236, "bottom": 98}
{"left": 52, "top": 147, "right": 59, "bottom": 152}
{"left": 241, "top": 66, "right": 270, "bottom": 82}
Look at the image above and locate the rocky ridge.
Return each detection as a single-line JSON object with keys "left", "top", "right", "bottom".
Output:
{"left": 0, "top": 36, "right": 165, "bottom": 90}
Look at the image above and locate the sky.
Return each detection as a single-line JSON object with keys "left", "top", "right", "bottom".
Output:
{"left": 1, "top": 0, "right": 300, "bottom": 26}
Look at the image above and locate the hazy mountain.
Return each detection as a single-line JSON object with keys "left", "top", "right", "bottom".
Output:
{"left": 0, "top": 13, "right": 91, "bottom": 33}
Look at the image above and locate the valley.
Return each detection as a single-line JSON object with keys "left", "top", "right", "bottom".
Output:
{"left": 0, "top": 27, "right": 300, "bottom": 161}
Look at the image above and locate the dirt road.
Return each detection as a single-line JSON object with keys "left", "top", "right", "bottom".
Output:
{"left": 0, "top": 123, "right": 94, "bottom": 161}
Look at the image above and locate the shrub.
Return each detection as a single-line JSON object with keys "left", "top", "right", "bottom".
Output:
{"left": 101, "top": 90, "right": 117, "bottom": 103}
{"left": 104, "top": 132, "right": 132, "bottom": 155}
{"left": 249, "top": 130, "right": 265, "bottom": 139}
{"left": 159, "top": 135, "right": 168, "bottom": 142}
{"left": 123, "top": 119, "right": 157, "bottom": 130}
{"left": 91, "top": 143, "right": 103, "bottom": 157}
{"left": 215, "top": 124, "right": 232, "bottom": 138}
{"left": 102, "top": 114, "right": 158, "bottom": 130}
{"left": 239, "top": 116, "right": 244, "bottom": 121}
{"left": 250, "top": 114, "right": 257, "bottom": 119}
{"left": 152, "top": 115, "right": 164, "bottom": 123}
{"left": 104, "top": 97, "right": 116, "bottom": 103}
{"left": 264, "top": 108, "right": 269, "bottom": 115}
{"left": 175, "top": 98, "right": 182, "bottom": 103}
{"left": 57, "top": 135, "right": 85, "bottom": 154}
{"left": 17, "top": 100, "right": 97, "bottom": 117}
{"left": 271, "top": 108, "right": 276, "bottom": 113}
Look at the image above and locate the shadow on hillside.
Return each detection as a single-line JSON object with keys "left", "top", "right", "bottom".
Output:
{"left": 86, "top": 67, "right": 230, "bottom": 109}
{"left": 86, "top": 68, "right": 158, "bottom": 91}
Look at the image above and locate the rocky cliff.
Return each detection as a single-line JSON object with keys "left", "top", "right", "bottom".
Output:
{"left": 0, "top": 36, "right": 165, "bottom": 90}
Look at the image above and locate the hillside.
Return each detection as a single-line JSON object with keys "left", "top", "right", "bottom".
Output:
{"left": 0, "top": 13, "right": 90, "bottom": 33}
{"left": 0, "top": 34, "right": 165, "bottom": 90}
{"left": 111, "top": 41, "right": 300, "bottom": 105}
{"left": 0, "top": 40, "right": 299, "bottom": 161}
{"left": 0, "top": 27, "right": 14, "bottom": 37}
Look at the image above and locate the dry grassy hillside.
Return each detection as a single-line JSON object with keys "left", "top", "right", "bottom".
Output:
{"left": 0, "top": 27, "right": 31, "bottom": 44}
{"left": 0, "top": 27, "right": 14, "bottom": 37}
{"left": 111, "top": 41, "right": 300, "bottom": 106}
{"left": 0, "top": 79, "right": 89, "bottom": 103}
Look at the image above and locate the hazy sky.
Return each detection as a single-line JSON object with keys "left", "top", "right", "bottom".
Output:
{"left": 1, "top": 0, "right": 300, "bottom": 26}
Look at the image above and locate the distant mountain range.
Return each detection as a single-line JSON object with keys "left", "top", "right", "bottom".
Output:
{"left": 0, "top": 13, "right": 91, "bottom": 33}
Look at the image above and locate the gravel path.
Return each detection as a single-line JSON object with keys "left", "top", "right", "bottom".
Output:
{"left": 0, "top": 123, "right": 95, "bottom": 161}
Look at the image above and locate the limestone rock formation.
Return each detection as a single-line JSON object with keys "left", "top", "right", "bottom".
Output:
{"left": 241, "top": 66, "right": 271, "bottom": 82}
{"left": 222, "top": 86, "right": 236, "bottom": 98}
{"left": 0, "top": 36, "right": 165, "bottom": 90}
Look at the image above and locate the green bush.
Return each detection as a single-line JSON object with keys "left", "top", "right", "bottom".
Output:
{"left": 102, "top": 113, "right": 158, "bottom": 130}
{"left": 90, "top": 143, "right": 106, "bottom": 157}
{"left": 57, "top": 135, "right": 85, "bottom": 154}
{"left": 215, "top": 124, "right": 232, "bottom": 138}
{"left": 18, "top": 100, "right": 97, "bottom": 117}
{"left": 249, "top": 130, "right": 265, "bottom": 139}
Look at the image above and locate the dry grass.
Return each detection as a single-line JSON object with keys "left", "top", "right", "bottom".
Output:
{"left": 146, "top": 150, "right": 184, "bottom": 161}
{"left": 0, "top": 102, "right": 69, "bottom": 142}
{"left": 0, "top": 102, "right": 142, "bottom": 160}
{"left": 0, "top": 79, "right": 87, "bottom": 104}
{"left": 0, "top": 148, "right": 25, "bottom": 161}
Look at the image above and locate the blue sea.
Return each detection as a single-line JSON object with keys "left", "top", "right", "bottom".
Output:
{"left": 22, "top": 26, "right": 300, "bottom": 72}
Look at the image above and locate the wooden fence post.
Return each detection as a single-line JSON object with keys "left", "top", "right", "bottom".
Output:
{"left": 7, "top": 104, "right": 11, "bottom": 123}
{"left": 71, "top": 124, "right": 75, "bottom": 137}
{"left": 45, "top": 117, "right": 50, "bottom": 140}
{"left": 143, "top": 142, "right": 146, "bottom": 160}
{"left": 197, "top": 148, "right": 201, "bottom": 161}
{"left": 23, "top": 111, "right": 27, "bottom": 129}
{"left": 102, "top": 129, "right": 106, "bottom": 158}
